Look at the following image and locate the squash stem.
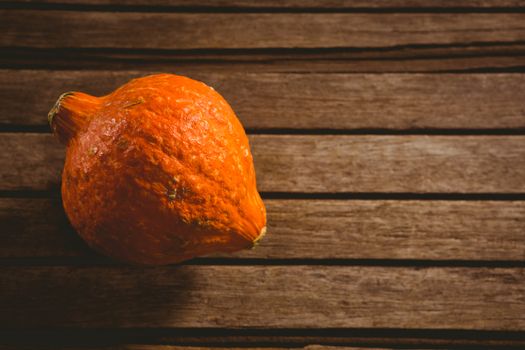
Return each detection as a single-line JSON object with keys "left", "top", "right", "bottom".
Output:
{"left": 48, "top": 91, "right": 101, "bottom": 145}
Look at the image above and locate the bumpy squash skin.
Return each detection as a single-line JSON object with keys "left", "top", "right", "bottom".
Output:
{"left": 51, "top": 74, "right": 266, "bottom": 265}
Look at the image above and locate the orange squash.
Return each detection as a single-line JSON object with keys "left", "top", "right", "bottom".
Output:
{"left": 48, "top": 74, "right": 266, "bottom": 265}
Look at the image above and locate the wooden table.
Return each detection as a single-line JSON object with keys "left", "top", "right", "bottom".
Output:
{"left": 1, "top": 1, "right": 525, "bottom": 349}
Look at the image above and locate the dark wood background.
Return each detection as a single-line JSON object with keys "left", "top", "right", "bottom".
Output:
{"left": 1, "top": 1, "right": 525, "bottom": 349}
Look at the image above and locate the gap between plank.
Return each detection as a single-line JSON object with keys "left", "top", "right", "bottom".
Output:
{"left": 3, "top": 41, "right": 525, "bottom": 57}
{"left": 1, "top": 190, "right": 525, "bottom": 201}
{"left": 0, "top": 256, "right": 524, "bottom": 268}
{"left": 1, "top": 328, "right": 524, "bottom": 349}
{"left": 2, "top": 44, "right": 525, "bottom": 73}
{"left": 0, "top": 45, "right": 496, "bottom": 56}
{"left": 3, "top": 126, "right": 525, "bottom": 135}
{"left": 247, "top": 128, "right": 525, "bottom": 135}
{"left": 2, "top": 2, "right": 525, "bottom": 13}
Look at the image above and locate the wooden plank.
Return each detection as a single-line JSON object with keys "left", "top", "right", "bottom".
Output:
{"left": 2, "top": 70, "right": 525, "bottom": 129}
{"left": 4, "top": 0, "right": 525, "bottom": 8}
{"left": 2, "top": 198, "right": 525, "bottom": 261}
{"left": 0, "top": 134, "right": 63, "bottom": 191}
{"left": 2, "top": 133, "right": 525, "bottom": 193}
{"left": 251, "top": 135, "right": 525, "bottom": 193}
{"left": 1, "top": 266, "right": 523, "bottom": 329}
{"left": 2, "top": 11, "right": 525, "bottom": 49}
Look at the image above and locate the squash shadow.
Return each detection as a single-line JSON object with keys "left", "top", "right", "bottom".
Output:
{"left": 5, "top": 264, "right": 196, "bottom": 328}
{"left": 3, "top": 197, "right": 196, "bottom": 328}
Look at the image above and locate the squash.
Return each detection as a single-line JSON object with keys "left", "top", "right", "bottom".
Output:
{"left": 48, "top": 74, "right": 266, "bottom": 265}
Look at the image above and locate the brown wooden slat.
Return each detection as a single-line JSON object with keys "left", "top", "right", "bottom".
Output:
{"left": 3, "top": 0, "right": 525, "bottom": 8}
{"left": 2, "top": 11, "right": 525, "bottom": 49}
{"left": 0, "top": 134, "right": 63, "bottom": 191}
{"left": 2, "top": 70, "right": 525, "bottom": 129}
{"left": 1, "top": 266, "right": 523, "bottom": 329}
{"left": 2, "top": 198, "right": 525, "bottom": 261}
{"left": 2, "top": 133, "right": 525, "bottom": 193}
{"left": 250, "top": 135, "right": 525, "bottom": 193}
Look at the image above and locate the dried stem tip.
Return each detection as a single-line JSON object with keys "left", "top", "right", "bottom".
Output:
{"left": 48, "top": 91, "right": 101, "bottom": 145}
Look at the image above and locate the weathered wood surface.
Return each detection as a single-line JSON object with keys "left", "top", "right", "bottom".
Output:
{"left": 2, "top": 71, "right": 525, "bottom": 129}
{"left": 2, "top": 133, "right": 525, "bottom": 193}
{"left": 250, "top": 135, "right": 525, "bottom": 193}
{"left": 2, "top": 11, "right": 525, "bottom": 49}
{"left": 1, "top": 266, "right": 523, "bottom": 329}
{"left": 3, "top": 45, "right": 525, "bottom": 73}
{"left": 1, "top": 1, "right": 524, "bottom": 346}
{"left": 5, "top": 0, "right": 525, "bottom": 8}
{"left": 2, "top": 198, "right": 525, "bottom": 261}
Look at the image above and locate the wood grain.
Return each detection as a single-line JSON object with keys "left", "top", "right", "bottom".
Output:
{"left": 1, "top": 0, "right": 524, "bottom": 345}
{"left": 2, "top": 11, "right": 525, "bottom": 49}
{"left": 1, "top": 265, "right": 523, "bottom": 329}
{"left": 2, "top": 133, "right": 525, "bottom": 193}
{"left": 5, "top": 0, "right": 525, "bottom": 8}
{"left": 2, "top": 70, "right": 525, "bottom": 129}
{"left": 251, "top": 135, "right": 525, "bottom": 193}
{"left": 2, "top": 198, "right": 525, "bottom": 261}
